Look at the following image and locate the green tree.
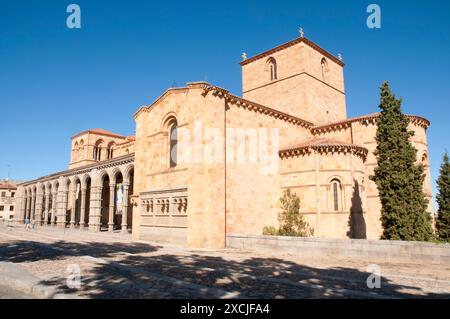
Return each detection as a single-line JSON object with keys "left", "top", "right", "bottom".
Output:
{"left": 370, "top": 81, "right": 433, "bottom": 241}
{"left": 263, "top": 189, "right": 314, "bottom": 237}
{"left": 436, "top": 152, "right": 450, "bottom": 241}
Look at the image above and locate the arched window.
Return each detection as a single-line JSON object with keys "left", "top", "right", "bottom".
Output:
{"left": 421, "top": 153, "right": 430, "bottom": 193}
{"left": 79, "top": 140, "right": 84, "bottom": 159}
{"left": 170, "top": 121, "right": 178, "bottom": 168}
{"left": 93, "top": 140, "right": 104, "bottom": 161}
{"left": 267, "top": 57, "right": 277, "bottom": 81}
{"left": 331, "top": 178, "right": 341, "bottom": 211}
{"left": 321, "top": 58, "right": 329, "bottom": 81}
{"left": 73, "top": 142, "right": 79, "bottom": 161}
{"left": 107, "top": 142, "right": 115, "bottom": 159}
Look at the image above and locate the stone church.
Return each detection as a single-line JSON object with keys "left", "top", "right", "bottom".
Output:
{"left": 15, "top": 34, "right": 432, "bottom": 249}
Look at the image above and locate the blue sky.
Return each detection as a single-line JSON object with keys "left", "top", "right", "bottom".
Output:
{"left": 1, "top": 0, "right": 449, "bottom": 207}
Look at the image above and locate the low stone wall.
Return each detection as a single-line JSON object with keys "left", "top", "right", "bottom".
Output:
{"left": 226, "top": 233, "right": 450, "bottom": 265}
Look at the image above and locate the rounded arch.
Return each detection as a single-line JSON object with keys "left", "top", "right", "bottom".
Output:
{"left": 421, "top": 152, "right": 429, "bottom": 165}
{"left": 107, "top": 141, "right": 116, "bottom": 159}
{"left": 81, "top": 173, "right": 92, "bottom": 189}
{"left": 421, "top": 152, "right": 431, "bottom": 194}
{"left": 329, "top": 177, "right": 343, "bottom": 212}
{"left": 70, "top": 175, "right": 81, "bottom": 185}
{"left": 73, "top": 142, "right": 79, "bottom": 161}
{"left": 51, "top": 180, "right": 60, "bottom": 191}
{"left": 38, "top": 182, "right": 45, "bottom": 192}
{"left": 327, "top": 175, "right": 343, "bottom": 184}
{"left": 109, "top": 167, "right": 122, "bottom": 184}
{"left": 96, "top": 170, "right": 110, "bottom": 186}
{"left": 93, "top": 139, "right": 105, "bottom": 161}
{"left": 266, "top": 57, "right": 277, "bottom": 81}
{"left": 123, "top": 164, "right": 134, "bottom": 183}
{"left": 161, "top": 112, "right": 179, "bottom": 132}
{"left": 61, "top": 177, "right": 71, "bottom": 190}
{"left": 78, "top": 140, "right": 85, "bottom": 158}
{"left": 45, "top": 182, "right": 52, "bottom": 192}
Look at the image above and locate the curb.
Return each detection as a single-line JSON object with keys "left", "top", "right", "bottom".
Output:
{"left": 0, "top": 261, "right": 80, "bottom": 299}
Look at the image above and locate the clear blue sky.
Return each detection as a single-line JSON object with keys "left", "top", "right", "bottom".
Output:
{"left": 1, "top": 0, "right": 449, "bottom": 207}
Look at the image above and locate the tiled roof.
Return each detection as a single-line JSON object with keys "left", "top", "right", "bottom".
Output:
{"left": 312, "top": 112, "right": 430, "bottom": 134}
{"left": 281, "top": 138, "right": 359, "bottom": 151}
{"left": 72, "top": 128, "right": 126, "bottom": 139}
{"left": 0, "top": 182, "right": 17, "bottom": 190}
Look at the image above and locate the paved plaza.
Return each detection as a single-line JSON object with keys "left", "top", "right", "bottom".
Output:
{"left": 0, "top": 224, "right": 449, "bottom": 299}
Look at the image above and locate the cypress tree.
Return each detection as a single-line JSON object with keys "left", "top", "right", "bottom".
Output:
{"left": 370, "top": 81, "right": 433, "bottom": 241}
{"left": 436, "top": 152, "right": 450, "bottom": 241}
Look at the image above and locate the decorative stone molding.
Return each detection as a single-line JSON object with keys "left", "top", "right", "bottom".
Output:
{"left": 280, "top": 141, "right": 368, "bottom": 161}
{"left": 140, "top": 187, "right": 188, "bottom": 228}
{"left": 312, "top": 113, "right": 430, "bottom": 135}
{"left": 201, "top": 84, "right": 314, "bottom": 129}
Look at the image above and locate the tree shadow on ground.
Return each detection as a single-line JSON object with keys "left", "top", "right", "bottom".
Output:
{"left": 0, "top": 240, "right": 160, "bottom": 263}
{"left": 1, "top": 240, "right": 449, "bottom": 299}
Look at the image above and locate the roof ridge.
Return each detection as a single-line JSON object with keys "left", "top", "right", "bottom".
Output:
{"left": 202, "top": 84, "right": 315, "bottom": 128}
{"left": 240, "top": 36, "right": 344, "bottom": 67}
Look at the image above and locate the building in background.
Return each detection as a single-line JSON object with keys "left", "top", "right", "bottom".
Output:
{"left": 0, "top": 180, "right": 18, "bottom": 221}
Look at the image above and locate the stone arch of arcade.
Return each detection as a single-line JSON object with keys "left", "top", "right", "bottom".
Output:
{"left": 15, "top": 154, "right": 134, "bottom": 235}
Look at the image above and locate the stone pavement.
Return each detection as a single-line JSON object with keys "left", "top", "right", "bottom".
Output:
{"left": 0, "top": 285, "right": 33, "bottom": 299}
{"left": 0, "top": 224, "right": 449, "bottom": 299}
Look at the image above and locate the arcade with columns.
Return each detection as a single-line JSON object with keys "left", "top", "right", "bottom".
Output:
{"left": 15, "top": 128, "right": 135, "bottom": 234}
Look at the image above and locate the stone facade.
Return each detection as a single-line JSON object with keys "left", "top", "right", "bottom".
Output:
{"left": 15, "top": 35, "right": 433, "bottom": 249}
{"left": 0, "top": 180, "right": 17, "bottom": 220}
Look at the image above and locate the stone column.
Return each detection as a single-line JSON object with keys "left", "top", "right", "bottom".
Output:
{"left": 31, "top": 191, "right": 36, "bottom": 222}
{"left": 58, "top": 189, "right": 69, "bottom": 228}
{"left": 21, "top": 193, "right": 27, "bottom": 221}
{"left": 70, "top": 186, "right": 77, "bottom": 228}
{"left": 121, "top": 183, "right": 130, "bottom": 234}
{"left": 26, "top": 195, "right": 31, "bottom": 219}
{"left": 44, "top": 191, "right": 51, "bottom": 226}
{"left": 14, "top": 189, "right": 24, "bottom": 224}
{"left": 108, "top": 183, "right": 116, "bottom": 232}
{"left": 35, "top": 186, "right": 43, "bottom": 225}
{"left": 51, "top": 191, "right": 57, "bottom": 225}
{"left": 80, "top": 188, "right": 87, "bottom": 228}
{"left": 89, "top": 185, "right": 102, "bottom": 232}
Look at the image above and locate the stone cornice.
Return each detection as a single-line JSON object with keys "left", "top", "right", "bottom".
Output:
{"left": 134, "top": 87, "right": 189, "bottom": 120}
{"left": 279, "top": 142, "right": 368, "bottom": 161}
{"left": 240, "top": 36, "right": 344, "bottom": 67}
{"left": 201, "top": 84, "right": 314, "bottom": 129}
{"left": 19, "top": 154, "right": 135, "bottom": 187}
{"left": 312, "top": 113, "right": 430, "bottom": 135}
{"left": 71, "top": 129, "right": 126, "bottom": 140}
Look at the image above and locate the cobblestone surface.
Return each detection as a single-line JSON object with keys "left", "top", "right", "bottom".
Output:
{"left": 0, "top": 225, "right": 449, "bottom": 299}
